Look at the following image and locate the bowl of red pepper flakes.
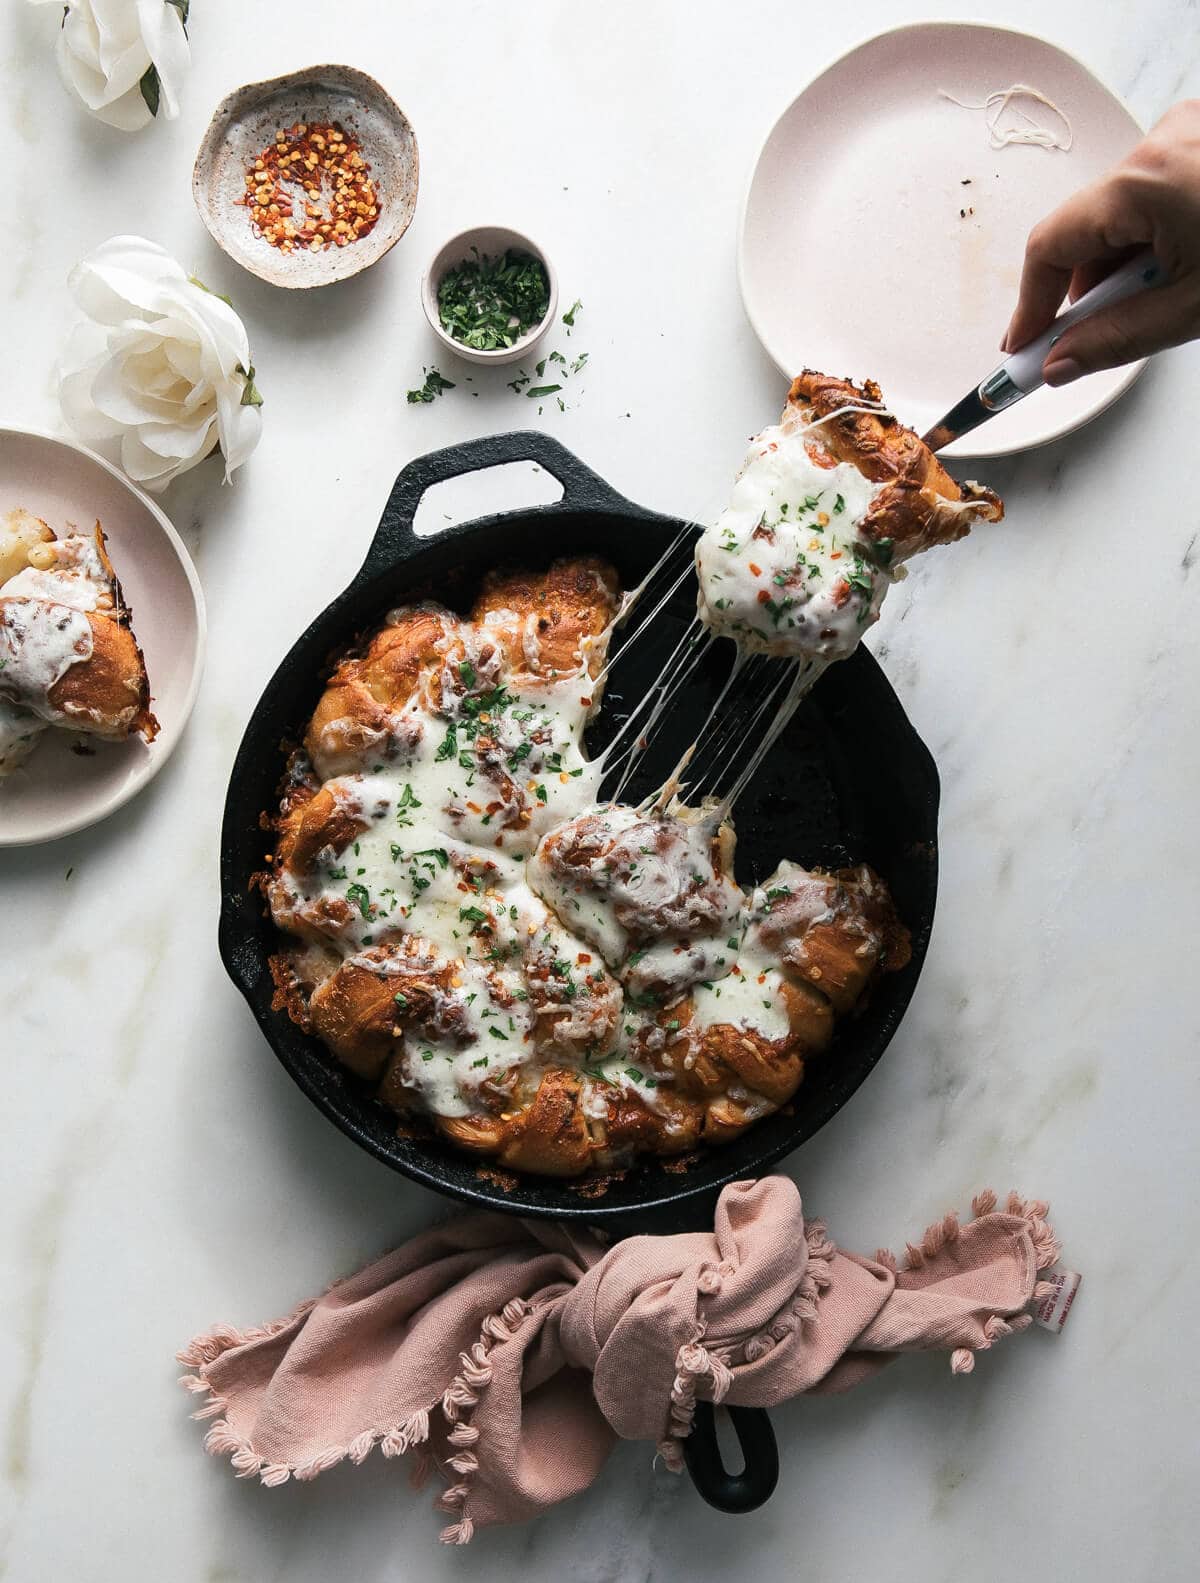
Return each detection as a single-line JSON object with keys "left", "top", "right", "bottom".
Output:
{"left": 193, "top": 64, "right": 418, "bottom": 290}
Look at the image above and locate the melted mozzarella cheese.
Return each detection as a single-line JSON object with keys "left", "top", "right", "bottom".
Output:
{"left": 275, "top": 661, "right": 610, "bottom": 1115}
{"left": 695, "top": 423, "right": 892, "bottom": 658}
{"left": 0, "top": 696, "right": 45, "bottom": 777}
{"left": 0, "top": 534, "right": 113, "bottom": 721}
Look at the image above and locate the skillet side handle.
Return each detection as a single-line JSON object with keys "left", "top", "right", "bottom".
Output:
{"left": 353, "top": 430, "right": 641, "bottom": 585}
{"left": 682, "top": 1401, "right": 779, "bottom": 1514}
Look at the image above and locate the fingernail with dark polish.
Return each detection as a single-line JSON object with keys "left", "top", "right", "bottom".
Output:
{"left": 1043, "top": 357, "right": 1083, "bottom": 388}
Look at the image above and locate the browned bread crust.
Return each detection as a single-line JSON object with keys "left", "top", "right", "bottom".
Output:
{"left": 786, "top": 371, "right": 1003, "bottom": 560}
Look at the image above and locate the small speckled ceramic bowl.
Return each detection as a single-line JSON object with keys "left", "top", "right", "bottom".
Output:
{"left": 420, "top": 226, "right": 558, "bottom": 366}
{"left": 192, "top": 65, "right": 418, "bottom": 289}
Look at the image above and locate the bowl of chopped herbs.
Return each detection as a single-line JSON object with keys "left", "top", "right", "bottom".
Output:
{"left": 421, "top": 226, "right": 558, "bottom": 365}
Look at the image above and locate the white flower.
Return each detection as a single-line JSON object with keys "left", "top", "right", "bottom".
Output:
{"left": 28, "top": 0, "right": 191, "bottom": 131}
{"left": 59, "top": 236, "right": 263, "bottom": 491}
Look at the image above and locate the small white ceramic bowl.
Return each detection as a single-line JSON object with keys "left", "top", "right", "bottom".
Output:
{"left": 193, "top": 64, "right": 419, "bottom": 290}
{"left": 420, "top": 227, "right": 558, "bottom": 366}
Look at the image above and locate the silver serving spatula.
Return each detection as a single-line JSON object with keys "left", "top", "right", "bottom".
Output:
{"left": 922, "top": 248, "right": 1165, "bottom": 452}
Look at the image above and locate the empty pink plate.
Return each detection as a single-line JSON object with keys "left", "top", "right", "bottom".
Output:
{"left": 739, "top": 21, "right": 1146, "bottom": 458}
{"left": 0, "top": 430, "right": 205, "bottom": 847}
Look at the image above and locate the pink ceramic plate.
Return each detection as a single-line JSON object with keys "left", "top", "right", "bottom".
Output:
{"left": 739, "top": 21, "right": 1146, "bottom": 458}
{"left": 0, "top": 429, "right": 205, "bottom": 847}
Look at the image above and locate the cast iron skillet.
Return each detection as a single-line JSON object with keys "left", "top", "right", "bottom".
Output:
{"left": 218, "top": 431, "right": 940, "bottom": 1515}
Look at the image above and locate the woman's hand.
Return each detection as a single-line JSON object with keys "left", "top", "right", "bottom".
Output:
{"left": 1002, "top": 99, "right": 1200, "bottom": 384}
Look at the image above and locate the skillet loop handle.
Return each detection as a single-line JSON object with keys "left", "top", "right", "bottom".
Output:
{"left": 355, "top": 430, "right": 637, "bottom": 584}
{"left": 682, "top": 1401, "right": 779, "bottom": 1515}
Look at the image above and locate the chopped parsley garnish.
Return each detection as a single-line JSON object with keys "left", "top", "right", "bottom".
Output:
{"left": 534, "top": 784, "right": 548, "bottom": 803}
{"left": 562, "top": 299, "right": 582, "bottom": 327}
{"left": 346, "top": 883, "right": 371, "bottom": 919}
{"left": 395, "top": 783, "right": 421, "bottom": 827}
{"left": 435, "top": 723, "right": 458, "bottom": 762}
{"left": 527, "top": 384, "right": 562, "bottom": 398}
{"left": 487, "top": 1026, "right": 508, "bottom": 1040}
{"left": 459, "top": 659, "right": 476, "bottom": 688}
{"left": 459, "top": 905, "right": 489, "bottom": 925}
{"left": 437, "top": 248, "right": 550, "bottom": 351}
{"left": 407, "top": 367, "right": 455, "bottom": 404}
{"left": 624, "top": 1066, "right": 645, "bottom": 1083}
{"left": 393, "top": 992, "right": 409, "bottom": 1008}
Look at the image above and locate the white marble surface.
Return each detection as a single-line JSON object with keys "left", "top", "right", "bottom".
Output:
{"left": 2, "top": 2, "right": 1199, "bottom": 1579}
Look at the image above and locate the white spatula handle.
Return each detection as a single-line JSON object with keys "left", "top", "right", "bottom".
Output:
{"left": 981, "top": 249, "right": 1165, "bottom": 411}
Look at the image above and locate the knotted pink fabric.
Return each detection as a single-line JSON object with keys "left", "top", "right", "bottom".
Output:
{"left": 178, "top": 1178, "right": 1061, "bottom": 1543}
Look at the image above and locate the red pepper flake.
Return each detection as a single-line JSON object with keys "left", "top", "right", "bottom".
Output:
{"left": 239, "top": 120, "right": 381, "bottom": 255}
{"left": 756, "top": 589, "right": 771, "bottom": 604}
{"left": 747, "top": 562, "right": 763, "bottom": 577}
{"left": 576, "top": 952, "right": 592, "bottom": 965}
{"left": 579, "top": 696, "right": 592, "bottom": 707}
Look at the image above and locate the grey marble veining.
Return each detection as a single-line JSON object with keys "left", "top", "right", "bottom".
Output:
{"left": 1, "top": 2, "right": 1198, "bottom": 1579}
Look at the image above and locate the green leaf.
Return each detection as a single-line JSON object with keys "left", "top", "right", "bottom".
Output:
{"left": 139, "top": 65, "right": 160, "bottom": 119}
{"left": 407, "top": 367, "right": 455, "bottom": 404}
{"left": 188, "top": 275, "right": 234, "bottom": 308}
{"left": 562, "top": 299, "right": 582, "bottom": 326}
{"left": 236, "top": 362, "right": 264, "bottom": 408}
{"left": 526, "top": 384, "right": 562, "bottom": 398}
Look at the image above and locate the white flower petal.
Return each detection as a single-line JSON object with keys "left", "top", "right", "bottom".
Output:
{"left": 135, "top": 0, "right": 189, "bottom": 120}
{"left": 68, "top": 235, "right": 188, "bottom": 324}
{"left": 214, "top": 391, "right": 263, "bottom": 480}
{"left": 92, "top": 349, "right": 187, "bottom": 426}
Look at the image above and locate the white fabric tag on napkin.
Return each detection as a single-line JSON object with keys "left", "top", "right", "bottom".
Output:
{"left": 1033, "top": 1269, "right": 1081, "bottom": 1333}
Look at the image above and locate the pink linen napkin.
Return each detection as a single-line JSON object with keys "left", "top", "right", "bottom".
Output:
{"left": 178, "top": 1178, "right": 1061, "bottom": 1543}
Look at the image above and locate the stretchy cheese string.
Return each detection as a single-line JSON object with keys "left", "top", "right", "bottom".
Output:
{"left": 938, "top": 83, "right": 1073, "bottom": 151}
{"left": 610, "top": 400, "right": 896, "bottom": 818}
